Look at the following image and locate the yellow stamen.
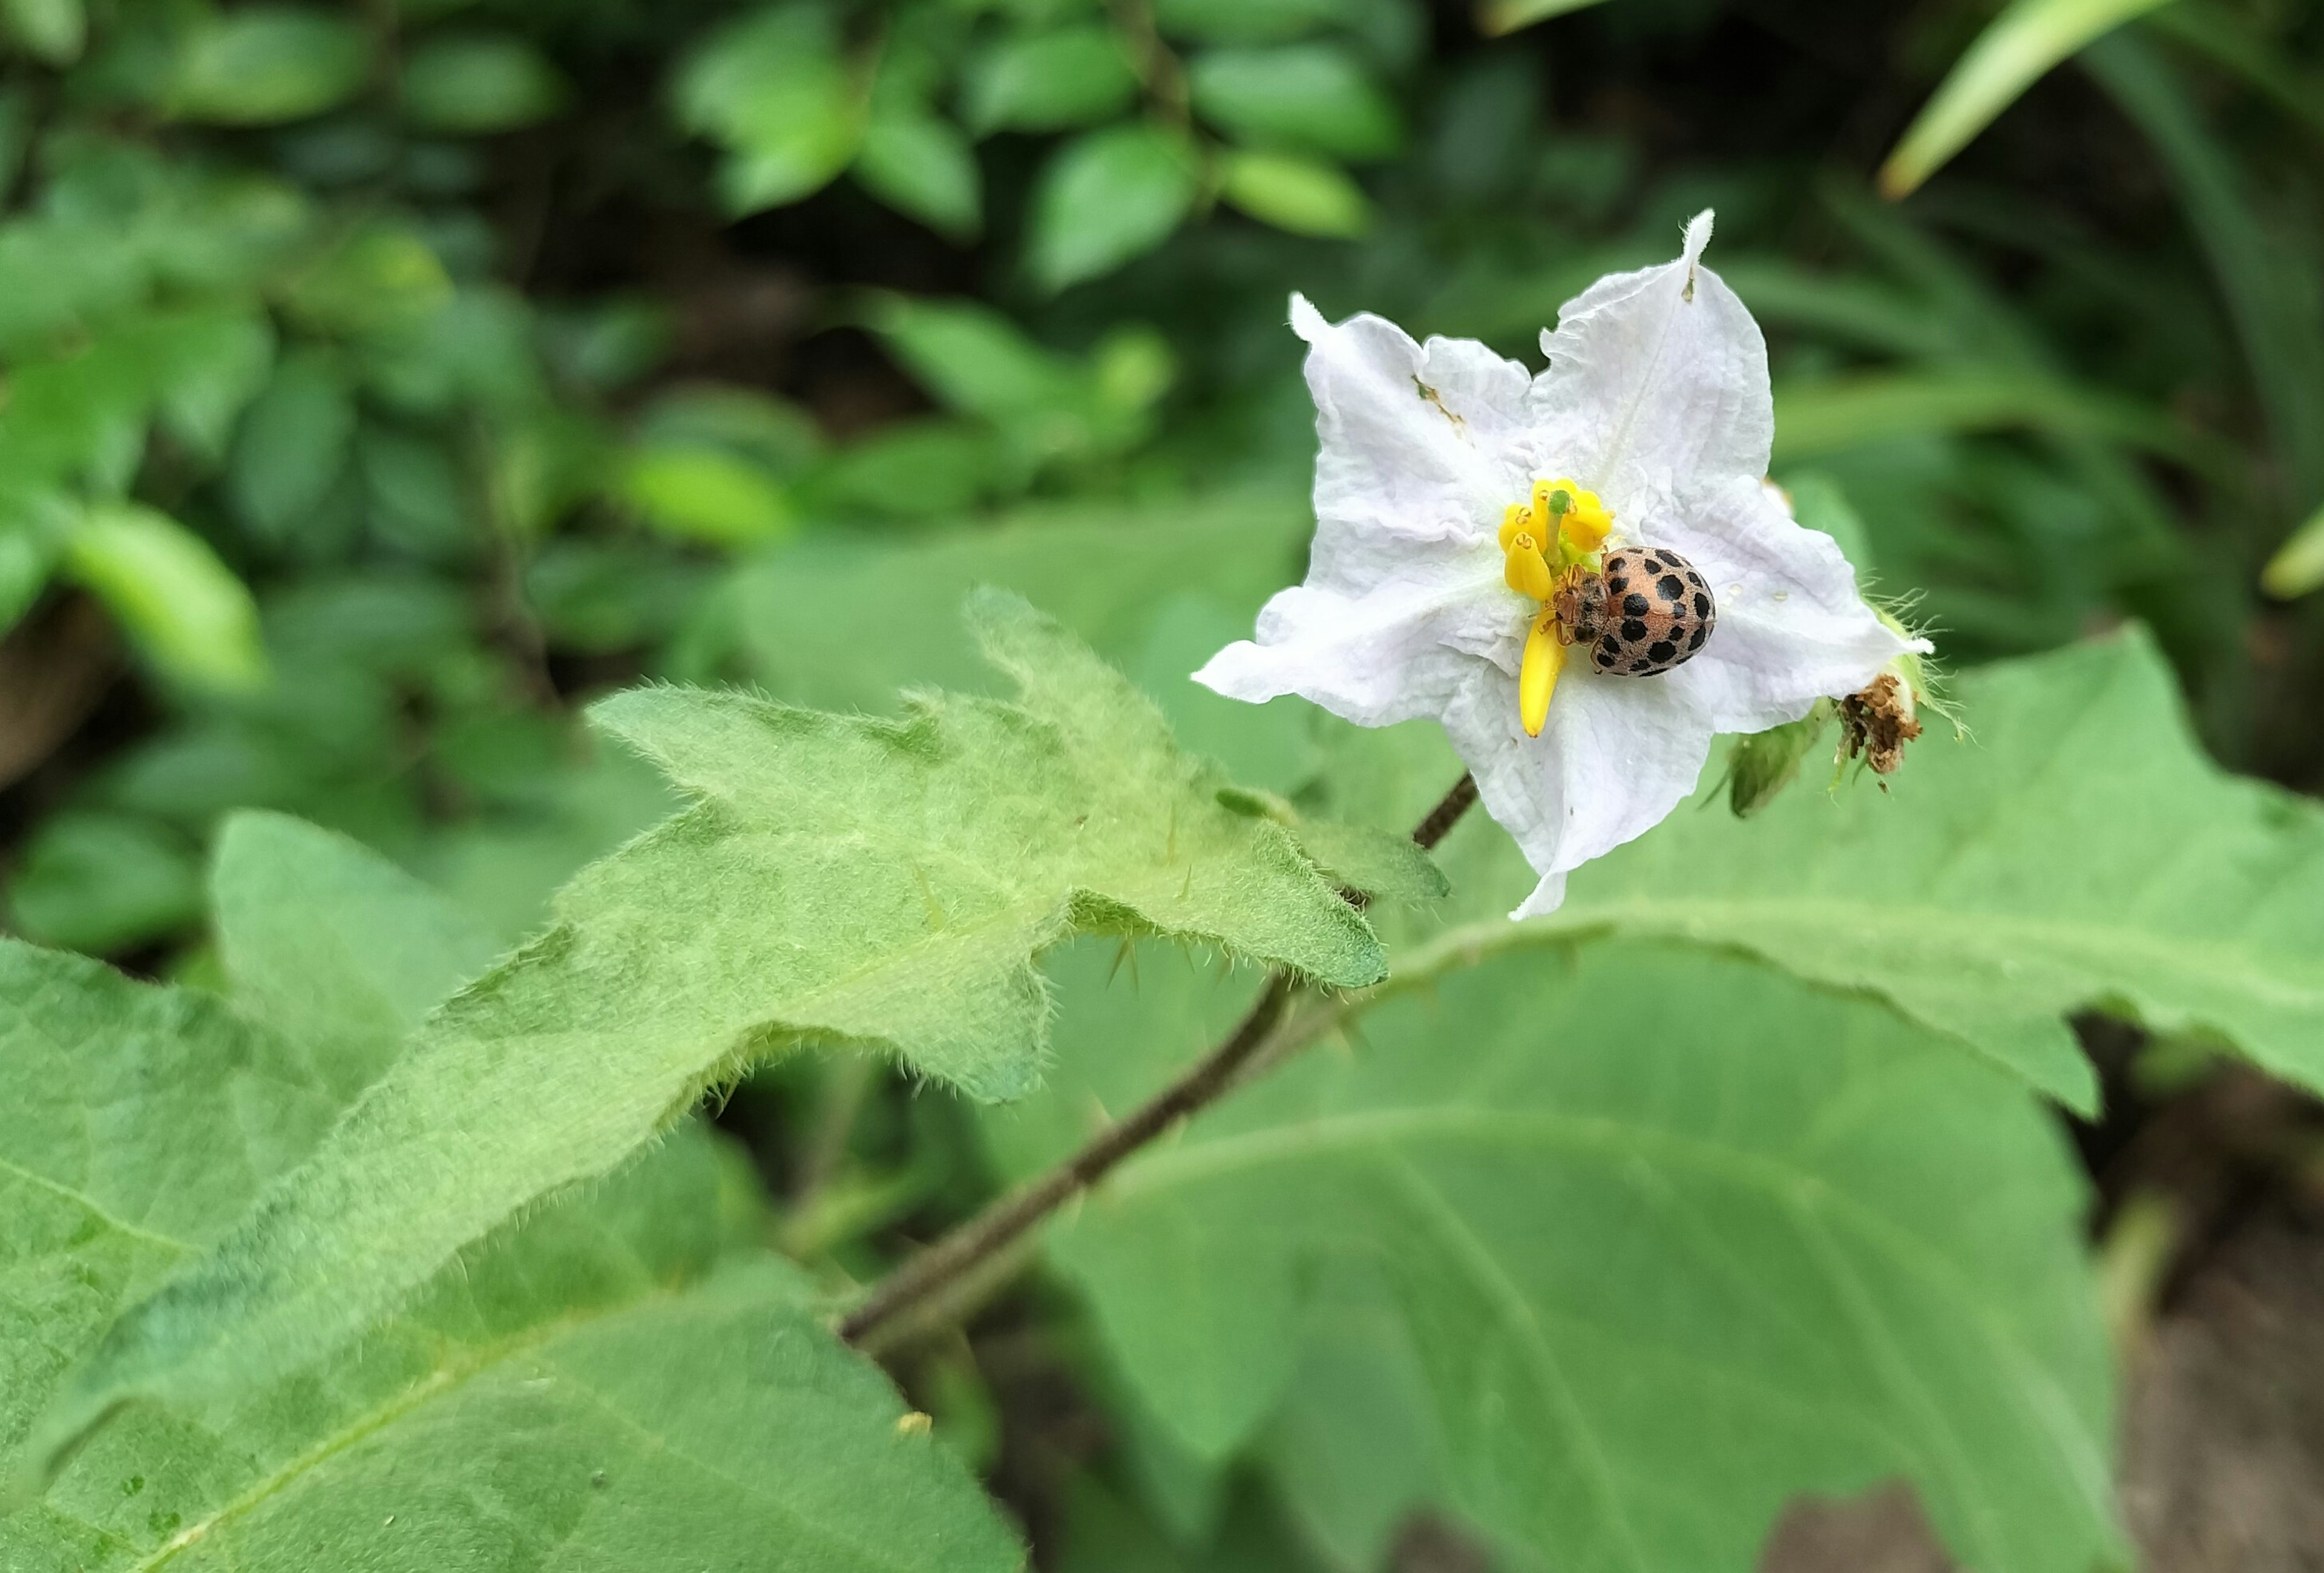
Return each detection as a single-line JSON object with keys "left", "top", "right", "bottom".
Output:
{"left": 1498, "top": 502, "right": 1531, "bottom": 553}
{"left": 1560, "top": 489, "right": 1613, "bottom": 554}
{"left": 1503, "top": 532, "right": 1555, "bottom": 600}
{"left": 1519, "top": 608, "right": 1564, "bottom": 737}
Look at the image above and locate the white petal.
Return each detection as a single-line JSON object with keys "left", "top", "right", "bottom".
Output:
{"left": 1528, "top": 211, "right": 1770, "bottom": 517}
{"left": 1293, "top": 292, "right": 1535, "bottom": 547}
{"left": 1440, "top": 659, "right": 1717, "bottom": 919}
{"left": 1193, "top": 537, "right": 1512, "bottom": 727}
{"left": 1653, "top": 476, "right": 1926, "bottom": 732}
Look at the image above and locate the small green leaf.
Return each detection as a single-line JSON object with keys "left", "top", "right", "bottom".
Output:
{"left": 861, "top": 292, "right": 1080, "bottom": 421}
{"left": 212, "top": 810, "right": 502, "bottom": 1099}
{"left": 2261, "top": 501, "right": 2324, "bottom": 599}
{"left": 283, "top": 223, "right": 453, "bottom": 335}
{"left": 399, "top": 31, "right": 567, "bottom": 134}
{"left": 1217, "top": 148, "right": 1371, "bottom": 238}
{"left": 64, "top": 503, "right": 266, "bottom": 692}
{"left": 990, "top": 938, "right": 2119, "bottom": 1573}
{"left": 1474, "top": 0, "right": 1613, "bottom": 35}
{"left": 676, "top": 6, "right": 862, "bottom": 214}
{"left": 6, "top": 811, "right": 202, "bottom": 954}
{"left": 1721, "top": 702, "right": 1834, "bottom": 819}
{"left": 1879, "top": 0, "right": 2176, "bottom": 198}
{"left": 962, "top": 25, "right": 1140, "bottom": 134}
{"left": 3, "top": 0, "right": 82, "bottom": 64}
{"left": 855, "top": 105, "right": 982, "bottom": 239}
{"left": 1027, "top": 122, "right": 1200, "bottom": 292}
{"left": 619, "top": 443, "right": 796, "bottom": 546}
{"left": 1188, "top": 45, "right": 1402, "bottom": 160}
{"left": 170, "top": 6, "right": 372, "bottom": 125}
{"left": 45, "top": 591, "right": 1383, "bottom": 1438}
{"left": 228, "top": 348, "right": 357, "bottom": 543}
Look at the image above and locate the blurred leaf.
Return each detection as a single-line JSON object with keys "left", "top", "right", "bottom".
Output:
{"left": 1398, "top": 629, "right": 2324, "bottom": 1113}
{"left": 1721, "top": 703, "right": 1834, "bottom": 819}
{"left": 283, "top": 223, "right": 453, "bottom": 334}
{"left": 0, "top": 512, "right": 54, "bottom": 635}
{"left": 799, "top": 416, "right": 998, "bottom": 517}
{"left": 1770, "top": 369, "right": 2231, "bottom": 478}
{"left": 636, "top": 383, "right": 824, "bottom": 476}
{"left": 677, "top": 5, "right": 863, "bottom": 213}
{"left": 2084, "top": 31, "right": 2324, "bottom": 505}
{"left": 212, "top": 810, "right": 502, "bottom": 1098}
{"left": 2261, "top": 502, "right": 2324, "bottom": 599}
{"left": 64, "top": 504, "right": 266, "bottom": 691}
{"left": 855, "top": 103, "right": 982, "bottom": 239}
{"left": 619, "top": 443, "right": 796, "bottom": 547}
{"left": 988, "top": 939, "right": 2118, "bottom": 1573}
{"left": 229, "top": 349, "right": 357, "bottom": 544}
{"left": 1879, "top": 0, "right": 2175, "bottom": 199}
{"left": 3, "top": 0, "right": 82, "bottom": 64}
{"left": 0, "top": 931, "right": 1022, "bottom": 1569}
{"left": 1475, "top": 0, "right": 1613, "bottom": 36}
{"left": 170, "top": 6, "right": 372, "bottom": 125}
{"left": 1217, "top": 149, "right": 1370, "bottom": 238}
{"left": 962, "top": 24, "right": 1140, "bottom": 134}
{"left": 50, "top": 593, "right": 1390, "bottom": 1433}
{"left": 1188, "top": 45, "right": 1401, "bottom": 160}
{"left": 1028, "top": 122, "right": 1200, "bottom": 292}
{"left": 2146, "top": 2, "right": 2324, "bottom": 142}
{"left": 525, "top": 539, "right": 715, "bottom": 652}
{"left": 6, "top": 811, "right": 203, "bottom": 953}
{"left": 862, "top": 292, "right": 1078, "bottom": 420}
{"left": 1151, "top": 0, "right": 1351, "bottom": 44}
{"left": 359, "top": 425, "right": 474, "bottom": 557}
{"left": 399, "top": 31, "right": 568, "bottom": 134}
{"left": 149, "top": 306, "right": 275, "bottom": 462}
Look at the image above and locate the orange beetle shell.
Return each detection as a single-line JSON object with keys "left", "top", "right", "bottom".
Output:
{"left": 1554, "top": 547, "right": 1717, "bottom": 675}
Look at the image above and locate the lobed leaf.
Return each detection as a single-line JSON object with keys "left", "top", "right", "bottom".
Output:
{"left": 43, "top": 591, "right": 1384, "bottom": 1448}
{"left": 983, "top": 938, "right": 2116, "bottom": 1573}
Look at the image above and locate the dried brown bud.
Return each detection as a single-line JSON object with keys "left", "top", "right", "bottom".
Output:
{"left": 1839, "top": 672, "right": 1922, "bottom": 776}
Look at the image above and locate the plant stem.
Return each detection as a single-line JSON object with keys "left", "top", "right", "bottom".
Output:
{"left": 838, "top": 772, "right": 1478, "bottom": 1347}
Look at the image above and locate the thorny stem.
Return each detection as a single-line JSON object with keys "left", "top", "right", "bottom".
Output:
{"left": 837, "top": 772, "right": 1479, "bottom": 1348}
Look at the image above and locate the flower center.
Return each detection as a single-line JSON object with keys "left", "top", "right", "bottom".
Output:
{"left": 1498, "top": 478, "right": 1613, "bottom": 737}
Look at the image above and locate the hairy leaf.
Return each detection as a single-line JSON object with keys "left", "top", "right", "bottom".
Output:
{"left": 45, "top": 591, "right": 1382, "bottom": 1445}
{"left": 1391, "top": 629, "right": 2324, "bottom": 1112}
{"left": 0, "top": 918, "right": 1016, "bottom": 1568}
{"left": 985, "top": 939, "right": 2116, "bottom": 1573}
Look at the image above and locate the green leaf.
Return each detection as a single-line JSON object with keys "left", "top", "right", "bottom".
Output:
{"left": 1474, "top": 0, "right": 1614, "bottom": 36}
{"left": 5, "top": 811, "right": 203, "bottom": 955}
{"left": 0, "top": 928, "right": 1017, "bottom": 1567}
{"left": 962, "top": 25, "right": 1141, "bottom": 135}
{"left": 63, "top": 504, "right": 267, "bottom": 692}
{"left": 399, "top": 31, "right": 568, "bottom": 134}
{"left": 1409, "top": 629, "right": 2324, "bottom": 1113}
{"left": 860, "top": 292, "right": 1079, "bottom": 422}
{"left": 676, "top": 6, "right": 863, "bottom": 214}
{"left": 1028, "top": 123, "right": 1200, "bottom": 292}
{"left": 282, "top": 223, "right": 453, "bottom": 335}
{"left": 1188, "top": 45, "right": 1402, "bottom": 160}
{"left": 1770, "top": 369, "right": 2232, "bottom": 478}
{"left": 1150, "top": 0, "right": 1351, "bottom": 45}
{"left": 3, "top": 0, "right": 82, "bottom": 65}
{"left": 619, "top": 443, "right": 796, "bottom": 547}
{"left": 1877, "top": 0, "right": 2175, "bottom": 198}
{"left": 990, "top": 939, "right": 2117, "bottom": 1573}
{"left": 1216, "top": 149, "right": 1371, "bottom": 238}
{"left": 169, "top": 6, "right": 372, "bottom": 125}
{"left": 855, "top": 104, "right": 982, "bottom": 238}
{"left": 2262, "top": 500, "right": 2324, "bottom": 599}
{"left": 45, "top": 591, "right": 1384, "bottom": 1440}
{"left": 228, "top": 348, "right": 357, "bottom": 543}
{"left": 212, "top": 810, "right": 502, "bottom": 1100}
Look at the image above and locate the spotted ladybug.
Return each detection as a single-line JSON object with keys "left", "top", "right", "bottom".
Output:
{"left": 1553, "top": 547, "right": 1717, "bottom": 675}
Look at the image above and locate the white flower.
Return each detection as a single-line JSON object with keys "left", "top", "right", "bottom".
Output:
{"left": 1194, "top": 212, "right": 1926, "bottom": 918}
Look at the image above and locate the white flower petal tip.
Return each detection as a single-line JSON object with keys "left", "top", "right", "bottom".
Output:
{"left": 1213, "top": 233, "right": 1920, "bottom": 918}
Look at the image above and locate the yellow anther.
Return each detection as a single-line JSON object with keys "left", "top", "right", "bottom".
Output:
{"left": 1560, "top": 491, "right": 1613, "bottom": 555}
{"left": 1519, "top": 609, "right": 1564, "bottom": 737}
{"left": 1498, "top": 502, "right": 1531, "bottom": 553}
{"left": 1503, "top": 533, "right": 1555, "bottom": 600}
{"left": 1532, "top": 478, "right": 1575, "bottom": 523}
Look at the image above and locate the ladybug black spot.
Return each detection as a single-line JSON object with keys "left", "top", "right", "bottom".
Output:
{"left": 1621, "top": 619, "right": 1649, "bottom": 642}
{"left": 1657, "top": 574, "right": 1685, "bottom": 601}
{"left": 1599, "top": 635, "right": 1621, "bottom": 655}
{"left": 1606, "top": 575, "right": 1628, "bottom": 593}
{"left": 1693, "top": 592, "right": 1711, "bottom": 619}
{"left": 1628, "top": 659, "right": 1652, "bottom": 672}
{"left": 1688, "top": 626, "right": 1707, "bottom": 651}
{"left": 1621, "top": 592, "right": 1650, "bottom": 618}
{"left": 1647, "top": 640, "right": 1678, "bottom": 665}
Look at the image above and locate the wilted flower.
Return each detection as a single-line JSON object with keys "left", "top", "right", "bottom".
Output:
{"left": 1195, "top": 212, "right": 1928, "bottom": 917}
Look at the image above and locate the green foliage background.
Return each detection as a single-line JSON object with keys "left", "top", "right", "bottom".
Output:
{"left": 1, "top": 0, "right": 2321, "bottom": 1568}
